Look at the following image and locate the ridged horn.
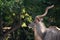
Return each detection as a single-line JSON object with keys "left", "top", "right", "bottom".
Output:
{"left": 39, "top": 5, "right": 54, "bottom": 17}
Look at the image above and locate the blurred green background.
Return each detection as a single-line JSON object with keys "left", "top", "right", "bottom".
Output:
{"left": 0, "top": 0, "right": 60, "bottom": 40}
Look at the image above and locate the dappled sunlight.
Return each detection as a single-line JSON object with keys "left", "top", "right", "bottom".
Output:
{"left": 22, "top": 22, "right": 27, "bottom": 27}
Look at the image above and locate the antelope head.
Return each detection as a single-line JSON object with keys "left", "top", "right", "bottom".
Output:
{"left": 28, "top": 5, "right": 54, "bottom": 29}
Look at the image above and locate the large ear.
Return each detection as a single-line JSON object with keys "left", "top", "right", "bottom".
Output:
{"left": 38, "top": 5, "right": 54, "bottom": 18}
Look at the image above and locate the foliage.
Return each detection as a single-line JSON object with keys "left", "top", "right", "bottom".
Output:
{"left": 0, "top": 0, "right": 60, "bottom": 40}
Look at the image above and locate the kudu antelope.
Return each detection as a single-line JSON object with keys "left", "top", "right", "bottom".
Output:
{"left": 28, "top": 5, "right": 60, "bottom": 40}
